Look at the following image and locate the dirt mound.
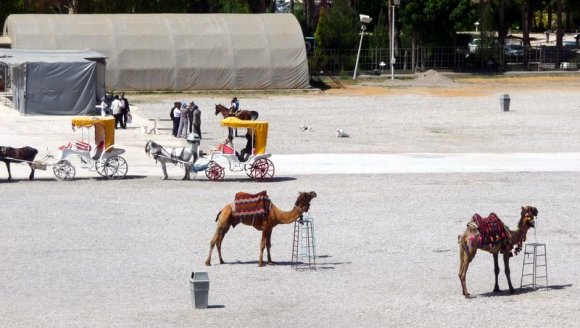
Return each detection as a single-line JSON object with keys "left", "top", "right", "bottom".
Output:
{"left": 413, "top": 69, "right": 455, "bottom": 86}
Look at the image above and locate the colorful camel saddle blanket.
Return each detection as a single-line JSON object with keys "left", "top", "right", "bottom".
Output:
{"left": 231, "top": 191, "right": 271, "bottom": 228}
{"left": 468, "top": 213, "right": 511, "bottom": 247}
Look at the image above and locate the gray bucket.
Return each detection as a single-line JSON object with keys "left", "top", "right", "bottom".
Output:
{"left": 189, "top": 272, "right": 209, "bottom": 309}
{"left": 500, "top": 94, "right": 510, "bottom": 112}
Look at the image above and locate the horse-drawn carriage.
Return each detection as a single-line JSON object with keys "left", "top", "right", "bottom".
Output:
{"left": 51, "top": 116, "right": 128, "bottom": 180}
{"left": 205, "top": 117, "right": 275, "bottom": 181}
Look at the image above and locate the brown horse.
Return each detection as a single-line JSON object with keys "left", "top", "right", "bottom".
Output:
{"left": 0, "top": 146, "right": 39, "bottom": 180}
{"left": 214, "top": 104, "right": 259, "bottom": 121}
{"left": 215, "top": 104, "right": 259, "bottom": 137}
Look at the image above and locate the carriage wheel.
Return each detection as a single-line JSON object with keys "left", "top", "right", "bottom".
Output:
{"left": 95, "top": 159, "right": 107, "bottom": 177}
{"left": 103, "top": 156, "right": 128, "bottom": 179}
{"left": 248, "top": 158, "right": 275, "bottom": 181}
{"left": 53, "top": 160, "right": 76, "bottom": 181}
{"left": 205, "top": 161, "right": 225, "bottom": 181}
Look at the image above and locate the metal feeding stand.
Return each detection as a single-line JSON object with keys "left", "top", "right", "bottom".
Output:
{"left": 520, "top": 217, "right": 549, "bottom": 290}
{"left": 291, "top": 214, "right": 316, "bottom": 270}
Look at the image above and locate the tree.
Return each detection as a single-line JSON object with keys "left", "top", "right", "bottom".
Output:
{"left": 314, "top": 0, "right": 358, "bottom": 51}
{"left": 400, "top": 0, "right": 477, "bottom": 47}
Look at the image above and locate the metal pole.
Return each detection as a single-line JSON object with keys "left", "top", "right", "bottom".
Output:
{"left": 353, "top": 25, "right": 365, "bottom": 80}
{"left": 390, "top": 5, "right": 395, "bottom": 80}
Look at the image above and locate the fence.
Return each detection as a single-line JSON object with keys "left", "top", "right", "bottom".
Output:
{"left": 310, "top": 45, "right": 580, "bottom": 76}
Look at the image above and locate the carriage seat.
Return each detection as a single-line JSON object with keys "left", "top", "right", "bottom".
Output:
{"left": 215, "top": 142, "right": 235, "bottom": 155}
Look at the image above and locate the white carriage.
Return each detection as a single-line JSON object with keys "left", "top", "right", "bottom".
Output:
{"left": 51, "top": 116, "right": 128, "bottom": 180}
{"left": 205, "top": 117, "right": 274, "bottom": 181}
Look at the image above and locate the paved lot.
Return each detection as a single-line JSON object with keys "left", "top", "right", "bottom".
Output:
{"left": 1, "top": 74, "right": 580, "bottom": 327}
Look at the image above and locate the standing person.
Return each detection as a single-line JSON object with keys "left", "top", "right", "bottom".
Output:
{"left": 187, "top": 101, "right": 195, "bottom": 133}
{"left": 170, "top": 101, "right": 181, "bottom": 137}
{"left": 111, "top": 95, "right": 123, "bottom": 129}
{"left": 120, "top": 92, "right": 130, "bottom": 129}
{"left": 178, "top": 102, "right": 189, "bottom": 138}
{"left": 191, "top": 102, "right": 202, "bottom": 138}
{"left": 100, "top": 96, "right": 109, "bottom": 116}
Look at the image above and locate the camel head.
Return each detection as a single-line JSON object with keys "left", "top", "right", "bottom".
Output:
{"left": 520, "top": 206, "right": 538, "bottom": 229}
{"left": 295, "top": 191, "right": 317, "bottom": 213}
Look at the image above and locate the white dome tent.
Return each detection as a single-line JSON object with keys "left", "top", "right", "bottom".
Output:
{"left": 3, "top": 14, "right": 310, "bottom": 91}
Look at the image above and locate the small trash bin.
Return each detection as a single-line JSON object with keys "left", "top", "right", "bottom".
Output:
{"left": 189, "top": 272, "right": 209, "bottom": 309}
{"left": 500, "top": 94, "right": 510, "bottom": 112}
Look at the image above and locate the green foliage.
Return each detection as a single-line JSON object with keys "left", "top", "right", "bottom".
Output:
{"left": 369, "top": 7, "right": 388, "bottom": 49}
{"left": 400, "top": 0, "right": 477, "bottom": 47}
{"left": 314, "top": 0, "right": 358, "bottom": 51}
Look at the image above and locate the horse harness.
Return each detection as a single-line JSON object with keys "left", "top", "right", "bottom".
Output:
{"left": 149, "top": 142, "right": 187, "bottom": 165}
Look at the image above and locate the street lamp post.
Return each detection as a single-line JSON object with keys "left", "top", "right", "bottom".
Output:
{"left": 353, "top": 14, "right": 372, "bottom": 80}
{"left": 390, "top": 0, "right": 400, "bottom": 80}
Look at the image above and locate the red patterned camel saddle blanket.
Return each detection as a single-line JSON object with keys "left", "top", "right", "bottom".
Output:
{"left": 467, "top": 213, "right": 511, "bottom": 247}
{"left": 231, "top": 191, "right": 271, "bottom": 229}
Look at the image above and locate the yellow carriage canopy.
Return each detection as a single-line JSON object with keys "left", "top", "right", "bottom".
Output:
{"left": 221, "top": 117, "right": 269, "bottom": 154}
{"left": 71, "top": 116, "right": 115, "bottom": 149}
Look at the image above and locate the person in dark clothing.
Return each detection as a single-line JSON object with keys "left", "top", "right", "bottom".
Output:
{"left": 120, "top": 93, "right": 130, "bottom": 129}
{"left": 238, "top": 131, "right": 254, "bottom": 162}
{"left": 191, "top": 102, "right": 202, "bottom": 138}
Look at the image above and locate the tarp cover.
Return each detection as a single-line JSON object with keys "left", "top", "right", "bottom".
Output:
{"left": 0, "top": 51, "right": 98, "bottom": 115}
{"left": 3, "top": 14, "right": 310, "bottom": 91}
{"left": 0, "top": 48, "right": 107, "bottom": 102}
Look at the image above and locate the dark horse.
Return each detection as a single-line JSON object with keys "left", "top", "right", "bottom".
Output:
{"left": 0, "top": 146, "right": 39, "bottom": 180}
{"left": 214, "top": 104, "right": 259, "bottom": 121}
{"left": 215, "top": 104, "right": 259, "bottom": 138}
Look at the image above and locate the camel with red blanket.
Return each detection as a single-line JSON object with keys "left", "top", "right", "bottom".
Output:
{"left": 205, "top": 191, "right": 317, "bottom": 267}
{"left": 0, "top": 146, "right": 39, "bottom": 180}
{"left": 458, "top": 206, "right": 538, "bottom": 298}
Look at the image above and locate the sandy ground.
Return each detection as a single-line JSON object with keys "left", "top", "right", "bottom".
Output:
{"left": 1, "top": 73, "right": 580, "bottom": 327}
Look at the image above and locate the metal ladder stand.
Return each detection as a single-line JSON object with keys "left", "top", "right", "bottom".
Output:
{"left": 520, "top": 217, "right": 549, "bottom": 290}
{"left": 291, "top": 214, "right": 316, "bottom": 270}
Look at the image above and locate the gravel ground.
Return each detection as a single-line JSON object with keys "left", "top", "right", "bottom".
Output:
{"left": 1, "top": 74, "right": 580, "bottom": 327}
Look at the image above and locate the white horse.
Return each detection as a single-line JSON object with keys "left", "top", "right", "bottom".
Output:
{"left": 145, "top": 134, "right": 201, "bottom": 180}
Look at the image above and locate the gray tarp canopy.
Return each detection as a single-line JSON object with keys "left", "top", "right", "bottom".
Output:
{"left": 3, "top": 14, "right": 310, "bottom": 91}
{"left": 0, "top": 49, "right": 106, "bottom": 115}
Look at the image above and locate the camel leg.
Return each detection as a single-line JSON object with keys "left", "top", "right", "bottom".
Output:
{"left": 493, "top": 253, "right": 501, "bottom": 292}
{"left": 215, "top": 228, "right": 228, "bottom": 264}
{"left": 458, "top": 239, "right": 476, "bottom": 298}
{"left": 205, "top": 228, "right": 219, "bottom": 266}
{"left": 265, "top": 229, "right": 274, "bottom": 265}
{"left": 258, "top": 231, "right": 267, "bottom": 267}
{"left": 503, "top": 252, "right": 515, "bottom": 294}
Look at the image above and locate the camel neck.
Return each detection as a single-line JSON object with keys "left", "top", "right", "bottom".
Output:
{"left": 270, "top": 204, "right": 302, "bottom": 224}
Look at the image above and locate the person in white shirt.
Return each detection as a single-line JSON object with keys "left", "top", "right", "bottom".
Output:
{"left": 110, "top": 95, "right": 123, "bottom": 129}
{"left": 170, "top": 101, "right": 182, "bottom": 137}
